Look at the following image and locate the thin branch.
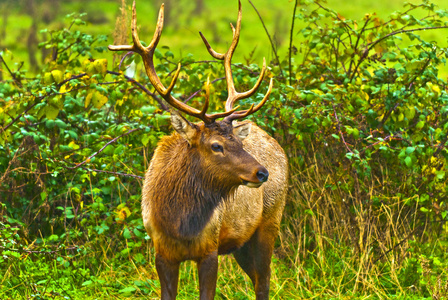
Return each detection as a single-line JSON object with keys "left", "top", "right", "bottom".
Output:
{"left": 1, "top": 100, "right": 39, "bottom": 132}
{"left": 367, "top": 26, "right": 448, "bottom": 53}
{"left": 119, "top": 51, "right": 134, "bottom": 70}
{"left": 433, "top": 137, "right": 448, "bottom": 157}
{"left": 315, "top": 1, "right": 356, "bottom": 39}
{"left": 350, "top": 26, "right": 448, "bottom": 82}
{"left": 372, "top": 226, "right": 419, "bottom": 265}
{"left": 333, "top": 105, "right": 354, "bottom": 154}
{"left": 0, "top": 54, "right": 22, "bottom": 87}
{"left": 0, "top": 245, "right": 79, "bottom": 255}
{"left": 58, "top": 72, "right": 88, "bottom": 87}
{"left": 347, "top": 15, "right": 371, "bottom": 78}
{"left": 248, "top": 0, "right": 285, "bottom": 80}
{"left": 359, "top": 135, "right": 399, "bottom": 154}
{"left": 289, "top": 0, "right": 298, "bottom": 86}
{"left": 67, "top": 128, "right": 142, "bottom": 170}
{"left": 107, "top": 70, "right": 168, "bottom": 111}
{"left": 183, "top": 76, "right": 225, "bottom": 103}
{"left": 79, "top": 166, "right": 144, "bottom": 180}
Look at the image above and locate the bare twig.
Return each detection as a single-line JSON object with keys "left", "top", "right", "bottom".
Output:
{"left": 248, "top": 0, "right": 285, "bottom": 80}
{"left": 0, "top": 140, "right": 26, "bottom": 184}
{"left": 289, "top": 0, "right": 298, "bottom": 86}
{"left": 1, "top": 100, "right": 39, "bottom": 132}
{"left": 350, "top": 26, "right": 448, "bottom": 82}
{"left": 333, "top": 105, "right": 354, "bottom": 154}
{"left": 183, "top": 76, "right": 225, "bottom": 103}
{"left": 347, "top": 15, "right": 371, "bottom": 78}
{"left": 0, "top": 245, "right": 79, "bottom": 255}
{"left": 0, "top": 53, "right": 22, "bottom": 87}
{"left": 372, "top": 227, "right": 418, "bottom": 265}
{"left": 58, "top": 72, "right": 88, "bottom": 86}
{"left": 79, "top": 166, "right": 144, "bottom": 180}
{"left": 119, "top": 51, "right": 134, "bottom": 70}
{"left": 68, "top": 128, "right": 142, "bottom": 170}
{"left": 359, "top": 135, "right": 400, "bottom": 155}
{"left": 107, "top": 70, "right": 168, "bottom": 111}
{"left": 433, "top": 137, "right": 448, "bottom": 157}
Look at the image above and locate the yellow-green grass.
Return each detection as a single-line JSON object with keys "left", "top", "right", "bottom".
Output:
{"left": 2, "top": 0, "right": 448, "bottom": 75}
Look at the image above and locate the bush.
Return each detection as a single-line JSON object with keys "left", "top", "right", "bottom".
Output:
{"left": 265, "top": 0, "right": 448, "bottom": 298}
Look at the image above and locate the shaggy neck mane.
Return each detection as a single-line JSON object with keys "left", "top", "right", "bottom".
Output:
{"left": 149, "top": 132, "right": 234, "bottom": 240}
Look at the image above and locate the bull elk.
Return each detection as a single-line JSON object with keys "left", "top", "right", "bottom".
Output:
{"left": 108, "top": 1, "right": 288, "bottom": 299}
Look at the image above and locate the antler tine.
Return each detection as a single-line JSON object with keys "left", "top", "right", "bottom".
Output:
{"left": 108, "top": 1, "right": 238, "bottom": 124}
{"left": 199, "top": 32, "right": 225, "bottom": 60}
{"left": 108, "top": 1, "right": 151, "bottom": 54}
{"left": 199, "top": 0, "right": 272, "bottom": 121}
{"left": 225, "top": 57, "right": 268, "bottom": 111}
{"left": 223, "top": 78, "right": 273, "bottom": 123}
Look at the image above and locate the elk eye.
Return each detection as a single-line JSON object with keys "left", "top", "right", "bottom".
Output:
{"left": 211, "top": 143, "right": 223, "bottom": 153}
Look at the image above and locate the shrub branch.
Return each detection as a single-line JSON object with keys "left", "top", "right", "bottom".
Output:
{"left": 67, "top": 128, "right": 142, "bottom": 170}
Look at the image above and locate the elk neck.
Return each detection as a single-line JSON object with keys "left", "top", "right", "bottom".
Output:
{"left": 148, "top": 130, "right": 236, "bottom": 240}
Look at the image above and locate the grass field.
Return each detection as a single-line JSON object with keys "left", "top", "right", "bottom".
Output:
{"left": 2, "top": 0, "right": 448, "bottom": 73}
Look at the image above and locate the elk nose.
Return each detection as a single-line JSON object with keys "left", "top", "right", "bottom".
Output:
{"left": 256, "top": 168, "right": 269, "bottom": 183}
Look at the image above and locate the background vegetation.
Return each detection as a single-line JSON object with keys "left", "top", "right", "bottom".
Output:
{"left": 1, "top": 0, "right": 448, "bottom": 299}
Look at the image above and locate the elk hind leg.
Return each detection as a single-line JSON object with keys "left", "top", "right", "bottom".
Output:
{"left": 233, "top": 226, "right": 277, "bottom": 300}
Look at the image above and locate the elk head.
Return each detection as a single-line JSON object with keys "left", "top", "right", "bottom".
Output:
{"left": 108, "top": 0, "right": 273, "bottom": 188}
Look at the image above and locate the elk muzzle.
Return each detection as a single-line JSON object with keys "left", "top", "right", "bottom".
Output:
{"left": 241, "top": 165, "right": 269, "bottom": 188}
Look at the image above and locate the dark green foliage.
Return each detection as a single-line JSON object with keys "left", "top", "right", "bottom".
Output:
{"left": 269, "top": 0, "right": 448, "bottom": 298}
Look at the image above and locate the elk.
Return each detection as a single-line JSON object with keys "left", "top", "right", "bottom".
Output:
{"left": 109, "top": 1, "right": 288, "bottom": 299}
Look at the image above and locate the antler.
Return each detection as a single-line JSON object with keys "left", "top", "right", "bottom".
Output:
{"left": 108, "top": 1, "right": 238, "bottom": 124}
{"left": 199, "top": 0, "right": 273, "bottom": 123}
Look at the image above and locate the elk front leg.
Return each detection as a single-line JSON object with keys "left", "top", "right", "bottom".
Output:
{"left": 155, "top": 253, "right": 180, "bottom": 300}
{"left": 197, "top": 251, "right": 218, "bottom": 300}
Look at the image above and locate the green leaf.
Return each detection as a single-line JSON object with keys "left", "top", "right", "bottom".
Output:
{"left": 82, "top": 280, "right": 93, "bottom": 287}
{"left": 416, "top": 121, "right": 425, "bottom": 129}
{"left": 45, "top": 119, "right": 55, "bottom": 128}
{"left": 55, "top": 119, "right": 67, "bottom": 129}
{"left": 405, "top": 156, "right": 412, "bottom": 167}
{"left": 435, "top": 171, "right": 445, "bottom": 180}
{"left": 420, "top": 207, "right": 429, "bottom": 213}
{"left": 123, "top": 227, "right": 132, "bottom": 239}
{"left": 142, "top": 134, "right": 150, "bottom": 147}
{"left": 119, "top": 286, "right": 136, "bottom": 294}
{"left": 134, "top": 228, "right": 145, "bottom": 239}
{"left": 114, "top": 145, "right": 125, "bottom": 155}
{"left": 405, "top": 147, "right": 415, "bottom": 155}
{"left": 45, "top": 105, "right": 59, "bottom": 120}
{"left": 92, "top": 91, "right": 108, "bottom": 109}
{"left": 40, "top": 191, "right": 47, "bottom": 201}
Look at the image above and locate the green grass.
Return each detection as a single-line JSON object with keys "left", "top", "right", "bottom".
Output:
{"left": 3, "top": 0, "right": 448, "bottom": 74}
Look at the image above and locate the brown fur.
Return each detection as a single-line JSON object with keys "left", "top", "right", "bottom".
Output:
{"left": 141, "top": 116, "right": 288, "bottom": 298}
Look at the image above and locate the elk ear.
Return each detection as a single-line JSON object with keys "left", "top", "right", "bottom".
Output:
{"left": 233, "top": 122, "right": 251, "bottom": 140}
{"left": 171, "top": 111, "right": 196, "bottom": 143}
